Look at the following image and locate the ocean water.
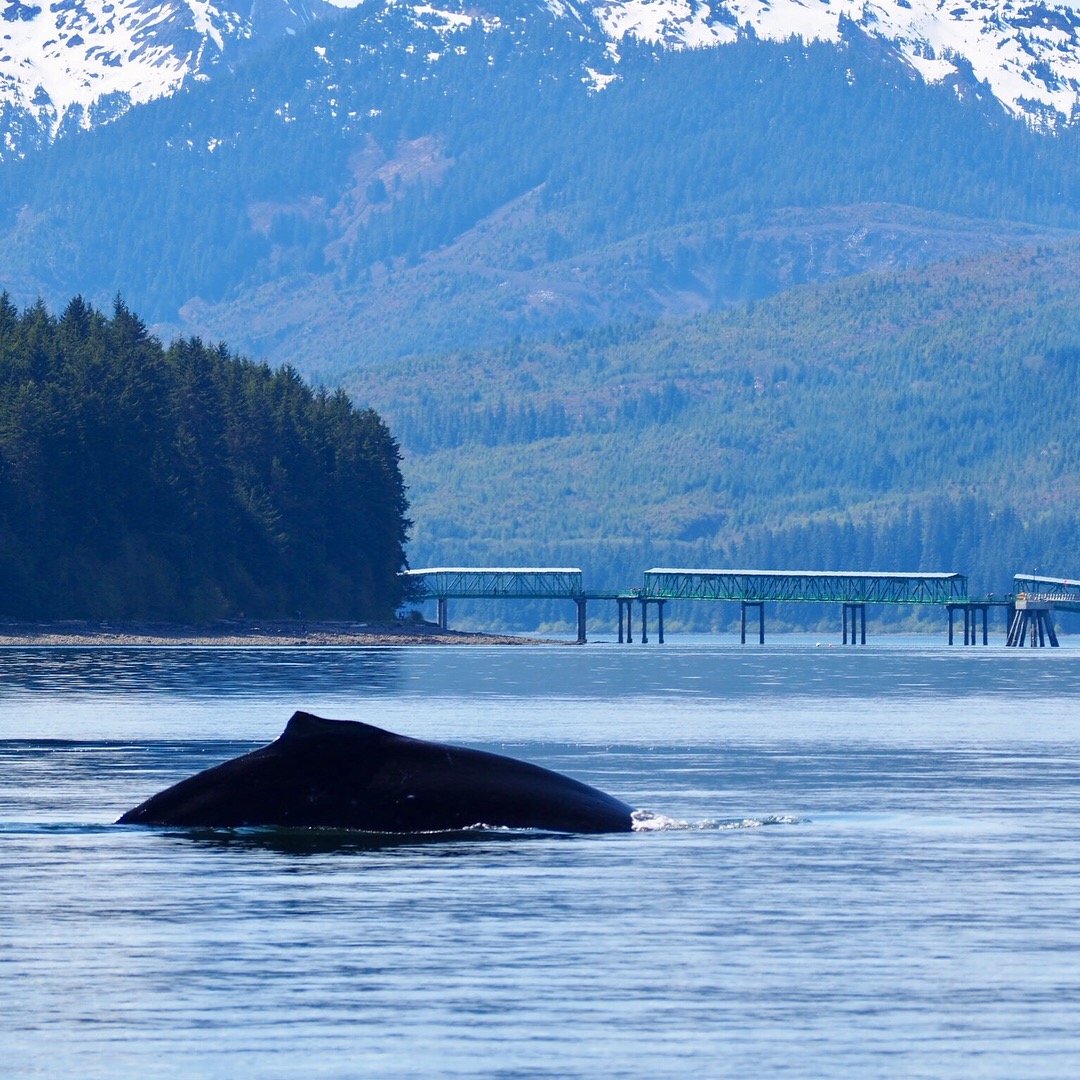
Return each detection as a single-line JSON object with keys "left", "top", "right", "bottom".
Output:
{"left": 3, "top": 639, "right": 1080, "bottom": 1078}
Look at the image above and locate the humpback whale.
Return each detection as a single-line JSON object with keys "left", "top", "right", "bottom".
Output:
{"left": 118, "top": 711, "right": 634, "bottom": 834}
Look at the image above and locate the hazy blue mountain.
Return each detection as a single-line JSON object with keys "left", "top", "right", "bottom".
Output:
{"left": 2, "top": 13, "right": 1079, "bottom": 378}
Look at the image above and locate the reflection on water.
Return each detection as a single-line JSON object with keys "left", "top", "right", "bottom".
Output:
{"left": 157, "top": 824, "right": 563, "bottom": 856}
{"left": 1, "top": 639, "right": 1079, "bottom": 704}
{"left": 109, "top": 815, "right": 806, "bottom": 855}
{"left": 3, "top": 640, "right": 1080, "bottom": 747}
{"left": 0, "top": 646, "right": 405, "bottom": 698}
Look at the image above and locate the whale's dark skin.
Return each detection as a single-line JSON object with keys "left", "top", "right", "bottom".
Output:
{"left": 118, "top": 711, "right": 634, "bottom": 834}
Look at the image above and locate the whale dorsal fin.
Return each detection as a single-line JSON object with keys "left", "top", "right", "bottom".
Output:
{"left": 281, "top": 711, "right": 392, "bottom": 742}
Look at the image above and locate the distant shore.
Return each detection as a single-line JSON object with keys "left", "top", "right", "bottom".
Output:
{"left": 0, "top": 620, "right": 554, "bottom": 647}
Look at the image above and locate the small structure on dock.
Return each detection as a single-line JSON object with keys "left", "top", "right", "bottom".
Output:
{"left": 1004, "top": 576, "right": 1079, "bottom": 647}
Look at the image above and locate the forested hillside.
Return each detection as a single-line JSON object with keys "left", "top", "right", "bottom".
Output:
{"left": 349, "top": 240, "right": 1080, "bottom": 629}
{"left": 1, "top": 18, "right": 1080, "bottom": 374}
{"left": 0, "top": 295, "right": 410, "bottom": 621}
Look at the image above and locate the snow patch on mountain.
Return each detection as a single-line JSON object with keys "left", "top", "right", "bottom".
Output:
{"left": 1, "top": 1, "right": 213, "bottom": 140}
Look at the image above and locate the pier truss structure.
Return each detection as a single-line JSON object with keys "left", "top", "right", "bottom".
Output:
{"left": 406, "top": 567, "right": 584, "bottom": 601}
{"left": 404, "top": 568, "right": 592, "bottom": 641}
{"left": 641, "top": 569, "right": 968, "bottom": 605}
{"left": 639, "top": 569, "right": 970, "bottom": 644}
{"left": 402, "top": 566, "right": 1075, "bottom": 646}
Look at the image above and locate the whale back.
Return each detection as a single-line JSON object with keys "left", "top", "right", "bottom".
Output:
{"left": 118, "top": 711, "right": 633, "bottom": 833}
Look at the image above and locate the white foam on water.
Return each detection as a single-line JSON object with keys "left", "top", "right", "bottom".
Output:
{"left": 631, "top": 809, "right": 804, "bottom": 831}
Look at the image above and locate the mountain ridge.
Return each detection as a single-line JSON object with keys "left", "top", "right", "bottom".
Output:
{"left": 5, "top": 0, "right": 1080, "bottom": 159}
{"left": 4, "top": 24, "right": 1079, "bottom": 374}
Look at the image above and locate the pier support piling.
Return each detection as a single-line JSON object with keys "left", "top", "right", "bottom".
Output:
{"left": 575, "top": 598, "right": 587, "bottom": 644}
{"left": 1007, "top": 603, "right": 1059, "bottom": 647}
{"left": 636, "top": 599, "right": 666, "bottom": 643}
{"left": 741, "top": 601, "right": 765, "bottom": 644}
{"left": 947, "top": 603, "right": 990, "bottom": 645}
{"left": 972, "top": 604, "right": 989, "bottom": 645}
{"left": 437, "top": 597, "right": 448, "bottom": 631}
{"left": 842, "top": 603, "right": 867, "bottom": 644}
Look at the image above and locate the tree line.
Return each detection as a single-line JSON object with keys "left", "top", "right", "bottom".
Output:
{"left": 0, "top": 295, "right": 411, "bottom": 620}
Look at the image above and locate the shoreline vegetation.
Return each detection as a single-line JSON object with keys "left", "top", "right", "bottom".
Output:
{"left": 0, "top": 620, "right": 552, "bottom": 647}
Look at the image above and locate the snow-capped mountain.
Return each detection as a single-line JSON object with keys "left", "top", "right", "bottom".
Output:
{"left": 592, "top": 0, "right": 1080, "bottom": 128}
{"left": 0, "top": 0, "right": 347, "bottom": 154}
{"left": 2, "top": 0, "right": 1079, "bottom": 159}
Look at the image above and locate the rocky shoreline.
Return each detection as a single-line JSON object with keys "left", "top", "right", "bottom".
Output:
{"left": 0, "top": 619, "right": 554, "bottom": 647}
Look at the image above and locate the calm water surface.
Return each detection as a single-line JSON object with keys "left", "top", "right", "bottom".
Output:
{"left": 3, "top": 639, "right": 1080, "bottom": 1077}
